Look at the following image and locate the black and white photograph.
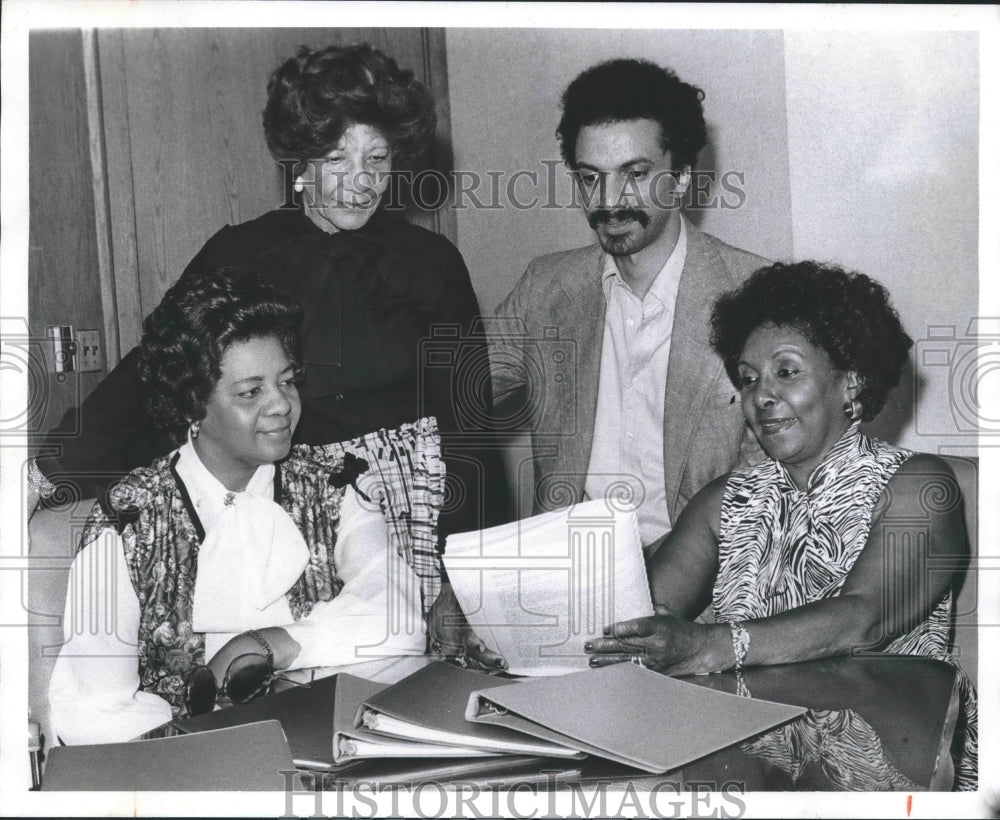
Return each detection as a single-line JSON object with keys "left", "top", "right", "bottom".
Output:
{"left": 1, "top": 2, "right": 996, "bottom": 816}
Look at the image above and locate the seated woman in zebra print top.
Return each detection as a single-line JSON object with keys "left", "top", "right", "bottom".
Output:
{"left": 586, "top": 261, "right": 977, "bottom": 790}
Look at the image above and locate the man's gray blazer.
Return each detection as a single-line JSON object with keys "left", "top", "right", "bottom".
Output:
{"left": 490, "top": 222, "right": 767, "bottom": 528}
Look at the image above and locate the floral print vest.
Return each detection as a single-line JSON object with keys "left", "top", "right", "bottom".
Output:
{"left": 79, "top": 446, "right": 348, "bottom": 715}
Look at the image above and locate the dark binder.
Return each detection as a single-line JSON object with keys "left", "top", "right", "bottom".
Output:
{"left": 358, "top": 661, "right": 584, "bottom": 758}
{"left": 466, "top": 663, "right": 807, "bottom": 773}
{"left": 172, "top": 673, "right": 344, "bottom": 771}
{"left": 41, "top": 720, "right": 295, "bottom": 791}
{"left": 332, "top": 672, "right": 502, "bottom": 763}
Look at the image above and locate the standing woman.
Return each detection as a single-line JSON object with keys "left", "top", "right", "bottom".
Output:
{"left": 31, "top": 44, "right": 508, "bottom": 612}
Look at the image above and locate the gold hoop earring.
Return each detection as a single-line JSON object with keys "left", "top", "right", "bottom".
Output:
{"left": 843, "top": 399, "right": 862, "bottom": 421}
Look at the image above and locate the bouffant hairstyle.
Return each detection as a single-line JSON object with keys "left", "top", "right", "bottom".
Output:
{"left": 263, "top": 42, "right": 436, "bottom": 176}
{"left": 710, "top": 262, "right": 913, "bottom": 422}
{"left": 557, "top": 58, "right": 707, "bottom": 171}
{"left": 138, "top": 266, "right": 302, "bottom": 442}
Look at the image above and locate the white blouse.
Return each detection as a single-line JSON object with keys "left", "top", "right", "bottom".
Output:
{"left": 48, "top": 442, "right": 425, "bottom": 745}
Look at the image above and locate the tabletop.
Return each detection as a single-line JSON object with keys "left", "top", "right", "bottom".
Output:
{"left": 301, "top": 653, "right": 959, "bottom": 793}
{"left": 49, "top": 653, "right": 957, "bottom": 792}
{"left": 675, "top": 654, "right": 958, "bottom": 791}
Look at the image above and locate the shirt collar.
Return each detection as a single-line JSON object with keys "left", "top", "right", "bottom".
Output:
{"left": 600, "top": 214, "right": 688, "bottom": 306}
{"left": 176, "top": 434, "right": 275, "bottom": 509}
{"left": 773, "top": 421, "right": 864, "bottom": 497}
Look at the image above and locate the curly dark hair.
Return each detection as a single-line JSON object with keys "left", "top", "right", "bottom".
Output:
{"left": 557, "top": 58, "right": 707, "bottom": 171}
{"left": 263, "top": 42, "right": 436, "bottom": 176}
{"left": 710, "top": 262, "right": 913, "bottom": 422}
{"left": 138, "top": 266, "right": 302, "bottom": 442}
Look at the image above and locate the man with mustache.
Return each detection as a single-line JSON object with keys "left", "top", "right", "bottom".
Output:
{"left": 490, "top": 58, "right": 766, "bottom": 548}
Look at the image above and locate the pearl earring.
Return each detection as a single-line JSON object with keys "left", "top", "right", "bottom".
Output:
{"left": 190, "top": 420, "right": 201, "bottom": 439}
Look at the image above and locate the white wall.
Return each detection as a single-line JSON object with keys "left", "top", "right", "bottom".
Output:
{"left": 784, "top": 31, "right": 979, "bottom": 454}
{"left": 446, "top": 29, "right": 979, "bottom": 456}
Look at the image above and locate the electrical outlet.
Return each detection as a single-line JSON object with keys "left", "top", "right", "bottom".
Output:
{"left": 76, "top": 329, "right": 103, "bottom": 372}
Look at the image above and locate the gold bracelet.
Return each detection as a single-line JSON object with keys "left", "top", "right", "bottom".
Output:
{"left": 245, "top": 629, "right": 274, "bottom": 668}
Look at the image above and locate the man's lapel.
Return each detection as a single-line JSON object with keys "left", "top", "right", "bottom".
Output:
{"left": 662, "top": 225, "right": 733, "bottom": 518}
{"left": 548, "top": 247, "right": 605, "bottom": 496}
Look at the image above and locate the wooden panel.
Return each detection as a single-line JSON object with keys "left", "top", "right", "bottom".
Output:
{"left": 96, "top": 29, "right": 142, "bottom": 362}
{"left": 82, "top": 31, "right": 121, "bottom": 366}
{"left": 27, "top": 31, "right": 105, "bottom": 435}
{"left": 423, "top": 28, "right": 457, "bottom": 243}
{"left": 105, "top": 28, "right": 451, "bottom": 327}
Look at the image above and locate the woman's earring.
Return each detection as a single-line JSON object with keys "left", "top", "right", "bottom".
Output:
{"left": 190, "top": 420, "right": 201, "bottom": 439}
{"left": 843, "top": 399, "right": 862, "bottom": 421}
{"left": 293, "top": 177, "right": 305, "bottom": 193}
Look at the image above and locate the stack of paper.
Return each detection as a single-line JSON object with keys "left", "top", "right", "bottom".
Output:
{"left": 443, "top": 498, "right": 654, "bottom": 675}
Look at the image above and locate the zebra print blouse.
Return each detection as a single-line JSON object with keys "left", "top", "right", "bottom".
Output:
{"left": 713, "top": 423, "right": 977, "bottom": 789}
{"left": 713, "top": 423, "right": 953, "bottom": 651}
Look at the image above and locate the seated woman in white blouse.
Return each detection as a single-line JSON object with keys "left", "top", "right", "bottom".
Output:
{"left": 49, "top": 267, "right": 425, "bottom": 744}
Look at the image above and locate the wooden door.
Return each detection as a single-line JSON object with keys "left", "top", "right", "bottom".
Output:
{"left": 95, "top": 28, "right": 453, "bottom": 361}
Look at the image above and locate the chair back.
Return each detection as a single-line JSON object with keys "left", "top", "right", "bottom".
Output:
{"left": 940, "top": 454, "right": 977, "bottom": 686}
{"left": 27, "top": 498, "right": 96, "bottom": 755}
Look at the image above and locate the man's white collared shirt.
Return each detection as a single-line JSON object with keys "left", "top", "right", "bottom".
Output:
{"left": 584, "top": 218, "right": 687, "bottom": 546}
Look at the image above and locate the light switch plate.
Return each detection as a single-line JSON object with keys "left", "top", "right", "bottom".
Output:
{"left": 76, "top": 329, "right": 103, "bottom": 372}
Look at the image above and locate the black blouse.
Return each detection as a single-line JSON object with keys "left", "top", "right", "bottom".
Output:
{"left": 36, "top": 206, "right": 511, "bottom": 539}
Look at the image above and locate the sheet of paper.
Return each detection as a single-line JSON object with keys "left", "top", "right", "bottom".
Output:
{"left": 444, "top": 499, "right": 653, "bottom": 675}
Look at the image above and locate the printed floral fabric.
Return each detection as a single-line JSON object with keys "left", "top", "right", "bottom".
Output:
{"left": 78, "top": 418, "right": 446, "bottom": 717}
{"left": 79, "top": 447, "right": 347, "bottom": 714}
{"left": 83, "top": 458, "right": 209, "bottom": 712}
{"left": 714, "top": 425, "right": 977, "bottom": 790}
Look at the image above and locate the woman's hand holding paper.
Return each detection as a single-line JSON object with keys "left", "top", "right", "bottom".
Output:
{"left": 428, "top": 583, "right": 507, "bottom": 672}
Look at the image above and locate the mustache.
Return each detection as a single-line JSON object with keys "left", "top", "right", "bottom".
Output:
{"left": 587, "top": 208, "right": 651, "bottom": 230}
